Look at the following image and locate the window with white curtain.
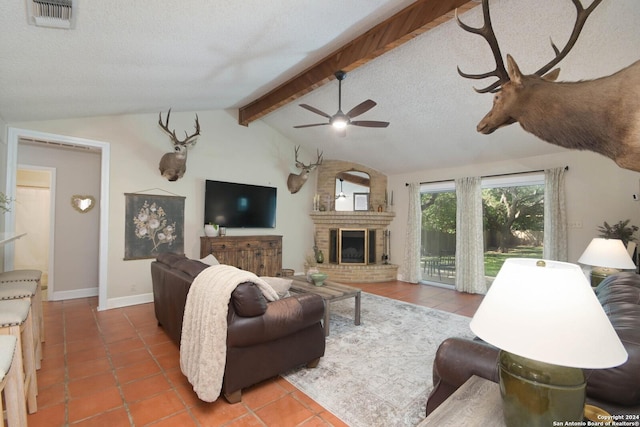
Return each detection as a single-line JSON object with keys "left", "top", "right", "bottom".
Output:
{"left": 419, "top": 172, "right": 545, "bottom": 287}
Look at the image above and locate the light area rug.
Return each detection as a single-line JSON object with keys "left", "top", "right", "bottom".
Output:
{"left": 283, "top": 292, "right": 475, "bottom": 427}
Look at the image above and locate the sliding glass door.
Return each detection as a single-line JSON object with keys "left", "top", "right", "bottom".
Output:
{"left": 420, "top": 182, "right": 456, "bottom": 286}
{"left": 481, "top": 174, "right": 544, "bottom": 284}
{"left": 419, "top": 173, "right": 544, "bottom": 288}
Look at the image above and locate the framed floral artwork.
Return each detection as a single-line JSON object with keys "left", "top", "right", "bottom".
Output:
{"left": 124, "top": 193, "right": 185, "bottom": 260}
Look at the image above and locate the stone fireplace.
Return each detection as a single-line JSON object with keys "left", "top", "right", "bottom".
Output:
{"left": 309, "top": 159, "right": 398, "bottom": 283}
{"left": 310, "top": 212, "right": 397, "bottom": 283}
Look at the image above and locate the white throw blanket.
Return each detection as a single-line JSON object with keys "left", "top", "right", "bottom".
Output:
{"left": 179, "top": 264, "right": 278, "bottom": 402}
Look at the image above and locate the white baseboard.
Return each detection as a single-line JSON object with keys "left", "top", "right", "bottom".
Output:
{"left": 103, "top": 292, "right": 154, "bottom": 310}
{"left": 48, "top": 288, "right": 154, "bottom": 311}
{"left": 50, "top": 287, "right": 98, "bottom": 301}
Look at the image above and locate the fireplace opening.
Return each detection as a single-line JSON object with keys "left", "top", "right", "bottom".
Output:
{"left": 329, "top": 228, "right": 376, "bottom": 265}
{"left": 341, "top": 229, "right": 366, "bottom": 264}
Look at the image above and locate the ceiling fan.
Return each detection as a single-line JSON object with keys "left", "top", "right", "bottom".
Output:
{"left": 293, "top": 70, "right": 390, "bottom": 137}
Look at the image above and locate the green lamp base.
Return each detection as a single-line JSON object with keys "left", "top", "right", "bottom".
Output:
{"left": 590, "top": 267, "right": 620, "bottom": 288}
{"left": 499, "top": 350, "right": 586, "bottom": 427}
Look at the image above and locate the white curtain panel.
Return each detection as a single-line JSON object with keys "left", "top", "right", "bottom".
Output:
{"left": 455, "top": 176, "right": 487, "bottom": 294}
{"left": 401, "top": 183, "right": 422, "bottom": 283}
{"left": 543, "top": 167, "right": 568, "bottom": 261}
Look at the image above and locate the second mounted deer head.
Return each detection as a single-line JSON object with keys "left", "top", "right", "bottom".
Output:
{"left": 158, "top": 109, "right": 201, "bottom": 181}
{"left": 457, "top": 0, "right": 640, "bottom": 172}
{"left": 287, "top": 146, "right": 323, "bottom": 194}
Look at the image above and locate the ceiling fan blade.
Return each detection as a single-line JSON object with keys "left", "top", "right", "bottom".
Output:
{"left": 346, "top": 99, "right": 376, "bottom": 118}
{"left": 293, "top": 123, "right": 330, "bottom": 128}
{"left": 351, "top": 120, "right": 390, "bottom": 128}
{"left": 299, "top": 104, "right": 332, "bottom": 119}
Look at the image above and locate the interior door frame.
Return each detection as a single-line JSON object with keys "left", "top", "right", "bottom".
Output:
{"left": 6, "top": 127, "right": 111, "bottom": 311}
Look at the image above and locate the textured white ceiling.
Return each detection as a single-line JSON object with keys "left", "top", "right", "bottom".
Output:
{"left": 1, "top": 0, "right": 639, "bottom": 174}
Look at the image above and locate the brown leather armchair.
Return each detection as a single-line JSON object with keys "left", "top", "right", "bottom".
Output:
{"left": 426, "top": 272, "right": 640, "bottom": 417}
{"left": 151, "top": 253, "right": 326, "bottom": 403}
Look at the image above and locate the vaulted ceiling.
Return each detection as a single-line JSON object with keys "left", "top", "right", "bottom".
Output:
{"left": 1, "top": 0, "right": 638, "bottom": 174}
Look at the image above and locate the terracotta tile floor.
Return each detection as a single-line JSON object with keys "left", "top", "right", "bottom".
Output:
{"left": 28, "top": 281, "right": 483, "bottom": 426}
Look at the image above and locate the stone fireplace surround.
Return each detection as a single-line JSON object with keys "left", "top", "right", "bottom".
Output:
{"left": 310, "top": 160, "right": 398, "bottom": 283}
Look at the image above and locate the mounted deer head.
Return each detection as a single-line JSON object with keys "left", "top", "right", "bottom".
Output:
{"left": 287, "top": 146, "right": 323, "bottom": 194}
{"left": 158, "top": 109, "right": 200, "bottom": 181}
{"left": 457, "top": 0, "right": 640, "bottom": 173}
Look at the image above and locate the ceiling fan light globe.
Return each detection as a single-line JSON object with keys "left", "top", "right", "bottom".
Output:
{"left": 332, "top": 119, "right": 348, "bottom": 129}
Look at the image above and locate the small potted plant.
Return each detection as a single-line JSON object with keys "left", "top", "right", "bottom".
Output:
{"left": 597, "top": 219, "right": 638, "bottom": 246}
{"left": 204, "top": 222, "right": 218, "bottom": 237}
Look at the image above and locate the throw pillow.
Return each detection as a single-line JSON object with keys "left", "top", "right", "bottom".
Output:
{"left": 260, "top": 276, "right": 292, "bottom": 298}
{"left": 199, "top": 254, "right": 220, "bottom": 266}
{"left": 232, "top": 283, "right": 268, "bottom": 317}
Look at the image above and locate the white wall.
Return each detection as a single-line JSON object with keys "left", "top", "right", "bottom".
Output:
{"left": 387, "top": 150, "right": 640, "bottom": 281}
{"left": 0, "top": 116, "right": 6, "bottom": 147}
{"left": 11, "top": 110, "right": 315, "bottom": 308}
{"left": 0, "top": 116, "right": 7, "bottom": 272}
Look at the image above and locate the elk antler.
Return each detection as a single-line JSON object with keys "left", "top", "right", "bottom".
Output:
{"left": 533, "top": 0, "right": 603, "bottom": 77}
{"left": 158, "top": 109, "right": 201, "bottom": 146}
{"left": 457, "top": 0, "right": 603, "bottom": 93}
{"left": 456, "top": 0, "right": 508, "bottom": 93}
{"left": 294, "top": 145, "right": 323, "bottom": 170}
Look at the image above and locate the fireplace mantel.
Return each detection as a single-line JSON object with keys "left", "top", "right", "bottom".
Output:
{"left": 309, "top": 211, "right": 395, "bottom": 226}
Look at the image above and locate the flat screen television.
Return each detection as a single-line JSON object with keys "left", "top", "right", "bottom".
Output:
{"left": 204, "top": 180, "right": 277, "bottom": 228}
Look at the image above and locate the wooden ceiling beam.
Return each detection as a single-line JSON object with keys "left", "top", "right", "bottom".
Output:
{"left": 238, "top": 0, "right": 477, "bottom": 126}
{"left": 336, "top": 171, "right": 371, "bottom": 187}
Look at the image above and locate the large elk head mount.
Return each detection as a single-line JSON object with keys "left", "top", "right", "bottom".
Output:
{"left": 457, "top": 0, "right": 640, "bottom": 172}
{"left": 158, "top": 109, "right": 200, "bottom": 181}
{"left": 287, "top": 146, "right": 323, "bottom": 194}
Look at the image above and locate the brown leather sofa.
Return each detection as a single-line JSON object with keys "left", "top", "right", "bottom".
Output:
{"left": 151, "top": 253, "right": 326, "bottom": 403}
{"left": 426, "top": 271, "right": 640, "bottom": 417}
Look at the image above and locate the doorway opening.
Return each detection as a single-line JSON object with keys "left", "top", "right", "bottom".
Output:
{"left": 14, "top": 167, "right": 55, "bottom": 300}
{"left": 6, "top": 128, "right": 110, "bottom": 310}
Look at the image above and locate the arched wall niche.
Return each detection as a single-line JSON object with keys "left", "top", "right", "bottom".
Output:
{"left": 315, "top": 160, "right": 388, "bottom": 211}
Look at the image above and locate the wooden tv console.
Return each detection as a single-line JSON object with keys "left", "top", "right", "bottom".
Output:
{"left": 200, "top": 235, "right": 283, "bottom": 277}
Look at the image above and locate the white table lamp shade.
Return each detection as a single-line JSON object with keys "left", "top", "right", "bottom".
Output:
{"left": 470, "top": 258, "right": 628, "bottom": 369}
{"left": 578, "top": 238, "right": 636, "bottom": 269}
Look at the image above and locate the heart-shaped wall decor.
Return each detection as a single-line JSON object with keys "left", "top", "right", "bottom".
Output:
{"left": 71, "top": 195, "right": 96, "bottom": 213}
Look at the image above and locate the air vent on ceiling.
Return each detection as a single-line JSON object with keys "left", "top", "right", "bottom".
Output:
{"left": 27, "top": 0, "right": 76, "bottom": 29}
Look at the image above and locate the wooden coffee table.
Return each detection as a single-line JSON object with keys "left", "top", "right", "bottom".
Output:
{"left": 290, "top": 275, "right": 361, "bottom": 336}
